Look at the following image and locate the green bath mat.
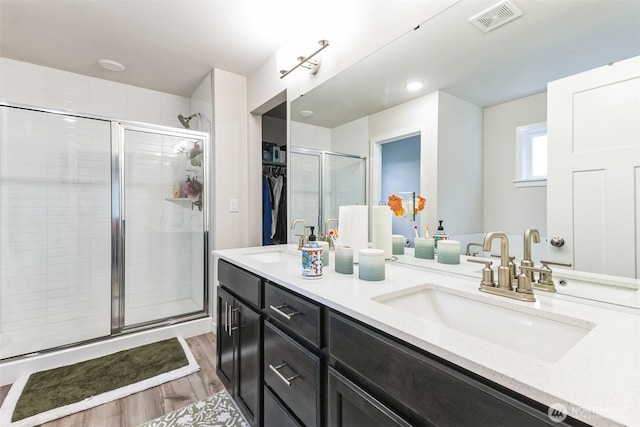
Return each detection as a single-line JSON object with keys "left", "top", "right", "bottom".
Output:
{"left": 0, "top": 337, "right": 200, "bottom": 427}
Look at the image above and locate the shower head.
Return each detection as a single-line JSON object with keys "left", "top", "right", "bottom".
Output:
{"left": 178, "top": 113, "right": 200, "bottom": 129}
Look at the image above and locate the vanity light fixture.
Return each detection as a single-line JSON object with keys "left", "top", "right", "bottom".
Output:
{"left": 279, "top": 40, "right": 329, "bottom": 79}
{"left": 98, "top": 59, "right": 125, "bottom": 72}
{"left": 405, "top": 80, "right": 425, "bottom": 91}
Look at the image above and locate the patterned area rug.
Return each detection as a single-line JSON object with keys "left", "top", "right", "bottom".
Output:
{"left": 139, "top": 390, "right": 248, "bottom": 427}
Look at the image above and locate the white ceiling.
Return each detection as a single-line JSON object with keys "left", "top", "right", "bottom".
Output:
{"left": 0, "top": 0, "right": 453, "bottom": 98}
{"left": 291, "top": 0, "right": 640, "bottom": 128}
{"left": 2, "top": 0, "right": 639, "bottom": 125}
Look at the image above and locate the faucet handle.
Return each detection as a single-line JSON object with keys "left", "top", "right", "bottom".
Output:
{"left": 467, "top": 257, "right": 495, "bottom": 287}
{"left": 539, "top": 260, "right": 572, "bottom": 268}
{"left": 516, "top": 265, "right": 547, "bottom": 300}
{"left": 535, "top": 260, "right": 571, "bottom": 292}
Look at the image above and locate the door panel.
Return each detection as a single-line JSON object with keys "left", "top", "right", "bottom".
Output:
{"left": 547, "top": 57, "right": 640, "bottom": 278}
{"left": 216, "top": 287, "right": 234, "bottom": 388}
{"left": 236, "top": 298, "right": 261, "bottom": 424}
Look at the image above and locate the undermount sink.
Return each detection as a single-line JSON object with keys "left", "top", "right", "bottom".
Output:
{"left": 244, "top": 250, "right": 299, "bottom": 263}
{"left": 373, "top": 285, "right": 594, "bottom": 362}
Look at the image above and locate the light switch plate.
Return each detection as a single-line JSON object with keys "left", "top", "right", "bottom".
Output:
{"left": 230, "top": 198, "right": 238, "bottom": 212}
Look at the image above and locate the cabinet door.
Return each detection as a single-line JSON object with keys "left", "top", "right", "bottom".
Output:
{"left": 264, "top": 385, "right": 303, "bottom": 427}
{"left": 235, "top": 298, "right": 262, "bottom": 425}
{"left": 216, "top": 286, "right": 235, "bottom": 389}
{"left": 329, "top": 368, "right": 412, "bottom": 427}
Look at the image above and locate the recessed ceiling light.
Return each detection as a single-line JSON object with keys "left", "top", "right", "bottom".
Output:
{"left": 98, "top": 59, "right": 125, "bottom": 72}
{"left": 405, "top": 80, "right": 424, "bottom": 91}
{"left": 299, "top": 110, "right": 314, "bottom": 117}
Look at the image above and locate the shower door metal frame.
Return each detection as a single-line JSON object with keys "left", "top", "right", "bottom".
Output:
{"left": 0, "top": 102, "right": 210, "bottom": 360}
{"left": 113, "top": 121, "right": 210, "bottom": 335}
{"left": 290, "top": 146, "right": 367, "bottom": 234}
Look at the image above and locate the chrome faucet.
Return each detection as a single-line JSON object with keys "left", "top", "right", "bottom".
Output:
{"left": 291, "top": 219, "right": 308, "bottom": 250}
{"left": 521, "top": 228, "right": 540, "bottom": 281}
{"left": 469, "top": 231, "right": 535, "bottom": 302}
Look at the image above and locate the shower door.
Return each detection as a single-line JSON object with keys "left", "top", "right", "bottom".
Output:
{"left": 119, "top": 125, "right": 206, "bottom": 328}
{"left": 323, "top": 152, "right": 367, "bottom": 225}
{"left": 289, "top": 147, "right": 366, "bottom": 238}
{"left": 0, "top": 106, "right": 112, "bottom": 359}
{"left": 289, "top": 148, "right": 321, "bottom": 241}
{"left": 0, "top": 106, "right": 208, "bottom": 359}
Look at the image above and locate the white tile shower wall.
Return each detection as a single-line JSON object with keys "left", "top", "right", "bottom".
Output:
{"left": 122, "top": 131, "right": 203, "bottom": 326}
{"left": 0, "top": 107, "right": 112, "bottom": 358}
{"left": 0, "top": 58, "right": 190, "bottom": 127}
{"left": 0, "top": 58, "right": 193, "bottom": 357}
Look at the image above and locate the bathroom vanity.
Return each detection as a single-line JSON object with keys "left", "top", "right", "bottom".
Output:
{"left": 214, "top": 245, "right": 640, "bottom": 427}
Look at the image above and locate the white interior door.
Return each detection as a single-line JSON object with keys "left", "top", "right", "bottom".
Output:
{"left": 547, "top": 56, "right": 640, "bottom": 278}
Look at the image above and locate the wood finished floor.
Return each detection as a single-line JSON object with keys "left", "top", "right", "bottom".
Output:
{"left": 0, "top": 333, "right": 224, "bottom": 427}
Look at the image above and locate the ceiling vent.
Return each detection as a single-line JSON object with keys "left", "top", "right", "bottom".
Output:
{"left": 469, "top": 0, "right": 523, "bottom": 32}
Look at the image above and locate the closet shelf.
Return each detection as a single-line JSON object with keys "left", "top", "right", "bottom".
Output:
{"left": 262, "top": 161, "right": 286, "bottom": 167}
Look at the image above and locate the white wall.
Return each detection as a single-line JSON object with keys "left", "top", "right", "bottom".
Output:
{"left": 331, "top": 117, "right": 369, "bottom": 157}
{"left": 290, "top": 121, "right": 331, "bottom": 151}
{"left": 212, "top": 69, "right": 248, "bottom": 250}
{"left": 245, "top": 1, "right": 459, "bottom": 239}
{"left": 483, "top": 92, "right": 547, "bottom": 235}
{"left": 0, "top": 58, "right": 190, "bottom": 126}
{"left": 368, "top": 91, "right": 484, "bottom": 238}
{"left": 437, "top": 92, "right": 483, "bottom": 235}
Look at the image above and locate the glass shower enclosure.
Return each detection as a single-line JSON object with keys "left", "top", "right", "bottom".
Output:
{"left": 0, "top": 105, "right": 208, "bottom": 359}
{"left": 289, "top": 147, "right": 366, "bottom": 238}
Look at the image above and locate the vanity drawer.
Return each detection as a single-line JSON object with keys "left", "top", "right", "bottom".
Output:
{"left": 265, "top": 281, "right": 321, "bottom": 348}
{"left": 218, "top": 259, "right": 262, "bottom": 308}
{"left": 329, "top": 312, "right": 563, "bottom": 427}
{"left": 264, "top": 321, "right": 321, "bottom": 427}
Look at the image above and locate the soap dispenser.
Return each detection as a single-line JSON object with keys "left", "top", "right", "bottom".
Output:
{"left": 302, "top": 226, "right": 323, "bottom": 279}
{"left": 433, "top": 220, "right": 449, "bottom": 249}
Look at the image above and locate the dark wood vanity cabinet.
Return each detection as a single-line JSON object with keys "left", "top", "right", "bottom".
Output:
{"left": 216, "top": 260, "right": 263, "bottom": 426}
{"left": 263, "top": 281, "right": 324, "bottom": 427}
{"left": 216, "top": 259, "right": 589, "bottom": 427}
{"left": 328, "top": 311, "right": 587, "bottom": 427}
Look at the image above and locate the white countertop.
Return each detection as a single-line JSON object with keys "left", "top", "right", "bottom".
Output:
{"left": 214, "top": 244, "right": 640, "bottom": 427}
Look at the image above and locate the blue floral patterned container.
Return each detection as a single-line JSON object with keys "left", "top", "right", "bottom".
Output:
{"left": 302, "top": 244, "right": 323, "bottom": 279}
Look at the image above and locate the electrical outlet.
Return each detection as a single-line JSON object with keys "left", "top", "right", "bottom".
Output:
{"left": 230, "top": 199, "right": 238, "bottom": 212}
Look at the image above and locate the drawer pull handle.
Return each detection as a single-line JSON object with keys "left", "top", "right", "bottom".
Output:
{"left": 269, "top": 363, "right": 300, "bottom": 386}
{"left": 269, "top": 304, "right": 301, "bottom": 320}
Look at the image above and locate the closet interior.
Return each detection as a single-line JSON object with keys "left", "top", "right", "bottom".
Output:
{"left": 262, "top": 102, "right": 287, "bottom": 245}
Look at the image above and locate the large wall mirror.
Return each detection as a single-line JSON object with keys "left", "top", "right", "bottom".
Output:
{"left": 289, "top": 0, "right": 640, "bottom": 309}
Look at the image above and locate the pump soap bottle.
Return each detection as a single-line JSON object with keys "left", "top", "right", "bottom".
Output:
{"left": 433, "top": 220, "right": 449, "bottom": 249}
{"left": 302, "top": 226, "right": 323, "bottom": 279}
